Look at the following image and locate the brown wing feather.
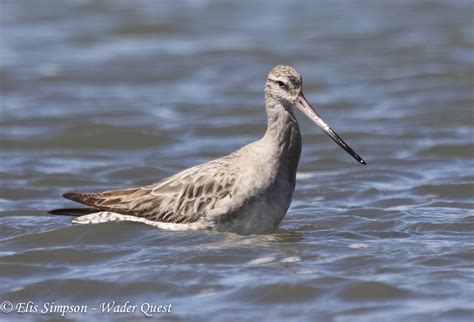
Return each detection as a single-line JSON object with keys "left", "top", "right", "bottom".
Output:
{"left": 61, "top": 161, "right": 237, "bottom": 224}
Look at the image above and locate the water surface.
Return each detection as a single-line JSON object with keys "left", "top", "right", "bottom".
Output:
{"left": 0, "top": 0, "right": 473, "bottom": 321}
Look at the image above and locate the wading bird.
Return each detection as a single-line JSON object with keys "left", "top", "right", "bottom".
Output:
{"left": 50, "top": 65, "right": 365, "bottom": 234}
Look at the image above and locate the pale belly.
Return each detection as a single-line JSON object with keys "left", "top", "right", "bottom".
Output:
{"left": 215, "top": 201, "right": 289, "bottom": 234}
{"left": 212, "top": 180, "right": 294, "bottom": 235}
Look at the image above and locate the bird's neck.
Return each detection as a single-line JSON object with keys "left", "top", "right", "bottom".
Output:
{"left": 264, "top": 97, "right": 301, "bottom": 144}
{"left": 262, "top": 97, "right": 302, "bottom": 181}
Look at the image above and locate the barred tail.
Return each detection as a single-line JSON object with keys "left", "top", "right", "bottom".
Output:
{"left": 48, "top": 208, "right": 99, "bottom": 216}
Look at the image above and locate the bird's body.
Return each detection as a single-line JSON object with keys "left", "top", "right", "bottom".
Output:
{"left": 50, "top": 65, "right": 365, "bottom": 235}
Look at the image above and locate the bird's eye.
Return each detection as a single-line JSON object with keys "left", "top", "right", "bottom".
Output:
{"left": 277, "top": 81, "right": 286, "bottom": 88}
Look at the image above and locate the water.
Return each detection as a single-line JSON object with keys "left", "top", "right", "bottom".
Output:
{"left": 1, "top": 0, "right": 473, "bottom": 321}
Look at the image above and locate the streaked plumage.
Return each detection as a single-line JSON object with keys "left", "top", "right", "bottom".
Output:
{"left": 50, "top": 65, "right": 365, "bottom": 235}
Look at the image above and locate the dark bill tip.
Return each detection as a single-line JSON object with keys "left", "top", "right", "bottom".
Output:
{"left": 295, "top": 93, "right": 366, "bottom": 165}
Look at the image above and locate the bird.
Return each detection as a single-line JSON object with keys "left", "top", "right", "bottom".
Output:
{"left": 49, "top": 65, "right": 366, "bottom": 235}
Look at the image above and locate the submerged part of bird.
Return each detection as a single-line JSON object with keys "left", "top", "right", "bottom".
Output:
{"left": 49, "top": 65, "right": 365, "bottom": 235}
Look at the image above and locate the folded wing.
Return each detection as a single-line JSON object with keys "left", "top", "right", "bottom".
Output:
{"left": 61, "top": 162, "right": 237, "bottom": 224}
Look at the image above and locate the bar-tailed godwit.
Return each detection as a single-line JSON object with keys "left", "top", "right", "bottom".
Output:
{"left": 50, "top": 65, "right": 365, "bottom": 234}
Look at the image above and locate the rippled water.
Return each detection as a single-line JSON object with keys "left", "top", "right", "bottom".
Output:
{"left": 1, "top": 0, "right": 473, "bottom": 321}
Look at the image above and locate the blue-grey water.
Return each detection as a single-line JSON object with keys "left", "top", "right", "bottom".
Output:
{"left": 0, "top": 0, "right": 473, "bottom": 321}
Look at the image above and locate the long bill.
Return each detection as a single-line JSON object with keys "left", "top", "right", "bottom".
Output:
{"left": 295, "top": 93, "right": 366, "bottom": 165}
